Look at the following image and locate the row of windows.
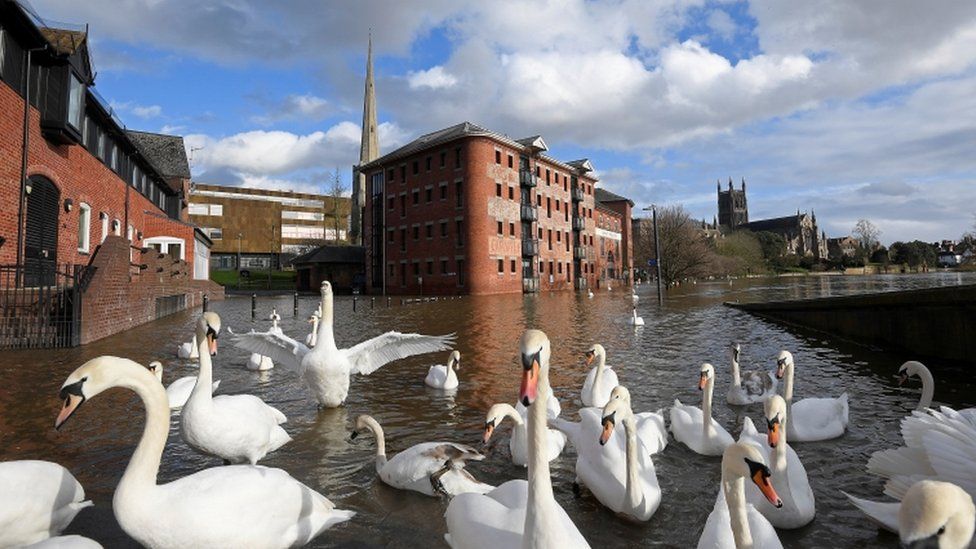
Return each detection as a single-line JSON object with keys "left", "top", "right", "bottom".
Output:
{"left": 385, "top": 147, "right": 463, "bottom": 184}
{"left": 387, "top": 181, "right": 463, "bottom": 215}
{"left": 76, "top": 205, "right": 125, "bottom": 253}
{"left": 189, "top": 203, "right": 223, "bottom": 216}
{"left": 388, "top": 220, "right": 464, "bottom": 250}
{"left": 389, "top": 258, "right": 466, "bottom": 287}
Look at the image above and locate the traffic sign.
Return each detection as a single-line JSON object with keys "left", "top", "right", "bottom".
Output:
{"left": 647, "top": 259, "right": 657, "bottom": 266}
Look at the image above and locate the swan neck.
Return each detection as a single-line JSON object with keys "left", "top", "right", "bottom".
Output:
{"left": 524, "top": 374, "right": 556, "bottom": 548}
{"left": 189, "top": 334, "right": 214, "bottom": 405}
{"left": 622, "top": 415, "right": 642, "bottom": 513}
{"left": 917, "top": 366, "right": 935, "bottom": 410}
{"left": 504, "top": 404, "right": 525, "bottom": 426}
{"left": 317, "top": 292, "right": 337, "bottom": 350}
{"left": 723, "top": 476, "right": 752, "bottom": 549}
{"left": 592, "top": 354, "right": 606, "bottom": 398}
{"left": 773, "top": 429, "right": 788, "bottom": 477}
{"left": 703, "top": 376, "right": 715, "bottom": 440}
{"left": 784, "top": 362, "right": 794, "bottom": 402}
{"left": 731, "top": 355, "right": 742, "bottom": 386}
{"left": 115, "top": 364, "right": 169, "bottom": 501}
{"left": 361, "top": 416, "right": 387, "bottom": 472}
{"left": 309, "top": 318, "right": 319, "bottom": 346}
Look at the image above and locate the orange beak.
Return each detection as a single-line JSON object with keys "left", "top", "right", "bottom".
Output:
{"left": 585, "top": 352, "right": 594, "bottom": 366}
{"left": 698, "top": 373, "right": 707, "bottom": 391}
{"left": 767, "top": 421, "right": 780, "bottom": 448}
{"left": 55, "top": 394, "right": 84, "bottom": 430}
{"left": 599, "top": 417, "right": 615, "bottom": 445}
{"left": 752, "top": 469, "right": 783, "bottom": 508}
{"left": 208, "top": 334, "right": 218, "bottom": 356}
{"left": 898, "top": 373, "right": 908, "bottom": 386}
{"left": 519, "top": 359, "right": 540, "bottom": 406}
{"left": 483, "top": 423, "right": 495, "bottom": 445}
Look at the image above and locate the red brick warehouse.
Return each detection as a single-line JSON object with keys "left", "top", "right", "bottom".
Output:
{"left": 358, "top": 122, "right": 634, "bottom": 296}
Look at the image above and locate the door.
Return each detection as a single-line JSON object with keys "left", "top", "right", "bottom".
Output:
{"left": 24, "top": 176, "right": 60, "bottom": 287}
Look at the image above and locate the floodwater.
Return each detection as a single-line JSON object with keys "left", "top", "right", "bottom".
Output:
{"left": 1, "top": 272, "right": 975, "bottom": 548}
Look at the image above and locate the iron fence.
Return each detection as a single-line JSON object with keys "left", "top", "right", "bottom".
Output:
{"left": 0, "top": 263, "right": 90, "bottom": 349}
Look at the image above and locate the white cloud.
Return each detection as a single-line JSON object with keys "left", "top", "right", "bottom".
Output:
{"left": 160, "top": 124, "right": 186, "bottom": 134}
{"left": 110, "top": 101, "right": 163, "bottom": 119}
{"left": 251, "top": 94, "right": 332, "bottom": 125}
{"left": 407, "top": 66, "right": 458, "bottom": 89}
{"left": 706, "top": 9, "right": 737, "bottom": 41}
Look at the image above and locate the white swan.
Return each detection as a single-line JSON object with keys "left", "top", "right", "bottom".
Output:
{"left": 587, "top": 289, "right": 594, "bottom": 299}
{"left": 550, "top": 401, "right": 667, "bottom": 458}
{"left": 581, "top": 344, "right": 619, "bottom": 408}
{"left": 607, "top": 385, "right": 668, "bottom": 455}
{"left": 737, "top": 395, "right": 815, "bottom": 528}
{"left": 147, "top": 361, "right": 219, "bottom": 410}
{"left": 444, "top": 330, "right": 590, "bottom": 549}
{"left": 54, "top": 356, "right": 354, "bottom": 548}
{"left": 484, "top": 402, "right": 567, "bottom": 466}
{"left": 670, "top": 363, "right": 734, "bottom": 456}
{"left": 305, "top": 313, "right": 320, "bottom": 347}
{"left": 775, "top": 350, "right": 848, "bottom": 442}
{"left": 23, "top": 535, "right": 103, "bottom": 548}
{"left": 848, "top": 479, "right": 976, "bottom": 547}
{"left": 590, "top": 385, "right": 660, "bottom": 521}
{"left": 176, "top": 334, "right": 198, "bottom": 360}
{"left": 0, "top": 460, "right": 92, "bottom": 547}
{"left": 247, "top": 309, "right": 281, "bottom": 371}
{"left": 629, "top": 294, "right": 644, "bottom": 326}
{"left": 726, "top": 343, "right": 777, "bottom": 406}
{"left": 697, "top": 442, "right": 784, "bottom": 549}
{"left": 898, "top": 360, "right": 935, "bottom": 410}
{"left": 353, "top": 415, "right": 493, "bottom": 496}
{"left": 231, "top": 281, "right": 454, "bottom": 408}
{"left": 180, "top": 313, "right": 291, "bottom": 464}
{"left": 425, "top": 350, "right": 461, "bottom": 390}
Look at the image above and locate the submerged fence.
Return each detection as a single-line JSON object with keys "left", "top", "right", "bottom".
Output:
{"left": 0, "top": 263, "right": 91, "bottom": 349}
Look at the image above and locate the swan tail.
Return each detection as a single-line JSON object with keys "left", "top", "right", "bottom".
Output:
{"left": 838, "top": 392, "right": 850, "bottom": 428}
{"left": 212, "top": 380, "right": 221, "bottom": 392}
{"left": 269, "top": 425, "right": 293, "bottom": 453}
{"left": 267, "top": 405, "right": 288, "bottom": 424}
{"left": 320, "top": 508, "right": 356, "bottom": 530}
{"left": 867, "top": 447, "right": 936, "bottom": 479}
{"left": 843, "top": 492, "right": 899, "bottom": 533}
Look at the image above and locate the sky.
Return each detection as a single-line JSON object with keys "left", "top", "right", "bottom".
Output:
{"left": 31, "top": 0, "right": 976, "bottom": 245}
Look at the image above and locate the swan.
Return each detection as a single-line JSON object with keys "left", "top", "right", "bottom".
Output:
{"left": 607, "top": 385, "right": 668, "bottom": 455}
{"left": 848, "top": 479, "right": 976, "bottom": 547}
{"left": 0, "top": 460, "right": 92, "bottom": 547}
{"left": 775, "top": 350, "right": 848, "bottom": 442}
{"left": 425, "top": 350, "right": 461, "bottom": 390}
{"left": 444, "top": 330, "right": 590, "bottom": 549}
{"left": 54, "top": 356, "right": 354, "bottom": 548}
{"left": 22, "top": 535, "right": 103, "bottom": 548}
{"left": 176, "top": 334, "right": 198, "bottom": 360}
{"left": 898, "top": 360, "right": 935, "bottom": 410}
{"left": 180, "top": 313, "right": 291, "bottom": 464}
{"left": 670, "top": 363, "right": 734, "bottom": 456}
{"left": 305, "top": 313, "right": 320, "bottom": 347}
{"left": 484, "top": 402, "right": 567, "bottom": 466}
{"left": 581, "top": 344, "right": 619, "bottom": 408}
{"left": 147, "top": 361, "right": 219, "bottom": 409}
{"left": 589, "top": 385, "right": 660, "bottom": 521}
{"left": 697, "top": 442, "right": 784, "bottom": 549}
{"left": 726, "top": 343, "right": 777, "bottom": 406}
{"left": 231, "top": 280, "right": 454, "bottom": 408}
{"left": 737, "top": 395, "right": 815, "bottom": 528}
{"left": 550, "top": 401, "right": 667, "bottom": 458}
{"left": 247, "top": 309, "right": 282, "bottom": 371}
{"left": 352, "top": 415, "right": 493, "bottom": 496}
{"left": 587, "top": 289, "right": 594, "bottom": 299}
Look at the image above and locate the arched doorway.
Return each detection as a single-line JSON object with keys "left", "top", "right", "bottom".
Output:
{"left": 24, "top": 175, "right": 60, "bottom": 286}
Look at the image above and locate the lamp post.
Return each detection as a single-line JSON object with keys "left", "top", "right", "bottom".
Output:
{"left": 236, "top": 232, "right": 242, "bottom": 289}
{"left": 642, "top": 205, "right": 663, "bottom": 305}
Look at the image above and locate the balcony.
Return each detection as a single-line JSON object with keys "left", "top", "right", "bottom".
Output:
{"left": 522, "top": 238, "right": 540, "bottom": 256}
{"left": 573, "top": 245, "right": 588, "bottom": 260}
{"left": 575, "top": 278, "right": 588, "bottom": 290}
{"left": 572, "top": 216, "right": 585, "bottom": 231}
{"left": 522, "top": 276, "right": 540, "bottom": 293}
{"left": 521, "top": 204, "right": 538, "bottom": 222}
{"left": 571, "top": 185, "right": 584, "bottom": 202}
{"left": 519, "top": 170, "right": 538, "bottom": 188}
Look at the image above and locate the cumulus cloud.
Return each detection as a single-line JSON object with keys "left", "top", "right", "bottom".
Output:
{"left": 407, "top": 66, "right": 458, "bottom": 89}
{"left": 251, "top": 94, "right": 332, "bottom": 125}
{"left": 860, "top": 181, "right": 918, "bottom": 196}
{"left": 110, "top": 101, "right": 163, "bottom": 119}
{"left": 706, "top": 9, "right": 737, "bottom": 41}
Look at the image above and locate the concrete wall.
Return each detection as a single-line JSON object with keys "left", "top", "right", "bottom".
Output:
{"left": 727, "top": 284, "right": 976, "bottom": 363}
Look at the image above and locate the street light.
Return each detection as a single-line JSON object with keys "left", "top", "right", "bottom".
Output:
{"left": 642, "top": 205, "right": 663, "bottom": 305}
{"left": 237, "top": 232, "right": 243, "bottom": 289}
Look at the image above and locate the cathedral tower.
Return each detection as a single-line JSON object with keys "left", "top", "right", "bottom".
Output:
{"left": 717, "top": 177, "right": 748, "bottom": 229}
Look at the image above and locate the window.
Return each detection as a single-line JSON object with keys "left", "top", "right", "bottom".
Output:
{"left": 67, "top": 73, "right": 84, "bottom": 131}
{"left": 511, "top": 259, "right": 516, "bottom": 273}
{"left": 426, "top": 223, "right": 432, "bottom": 238}
{"left": 557, "top": 231, "right": 561, "bottom": 242}
{"left": 507, "top": 155, "right": 513, "bottom": 168}
{"left": 440, "top": 184, "right": 447, "bottom": 200}
{"left": 210, "top": 204, "right": 223, "bottom": 216}
{"left": 189, "top": 203, "right": 209, "bottom": 216}
{"left": 388, "top": 169, "right": 395, "bottom": 182}
{"left": 77, "top": 203, "right": 91, "bottom": 253}
{"left": 400, "top": 166, "right": 406, "bottom": 181}
{"left": 509, "top": 222, "right": 515, "bottom": 236}
{"left": 427, "top": 260, "right": 433, "bottom": 275}
{"left": 548, "top": 229, "right": 552, "bottom": 250}
{"left": 387, "top": 229, "right": 394, "bottom": 243}
{"left": 401, "top": 266, "right": 407, "bottom": 286}
{"left": 547, "top": 197, "right": 551, "bottom": 218}
{"left": 455, "top": 181, "right": 463, "bottom": 207}
{"left": 99, "top": 212, "right": 109, "bottom": 243}
{"left": 412, "top": 161, "right": 419, "bottom": 175}
{"left": 440, "top": 152, "right": 446, "bottom": 168}
{"left": 389, "top": 264, "right": 395, "bottom": 277}
{"left": 412, "top": 226, "right": 419, "bottom": 240}
{"left": 536, "top": 166, "right": 541, "bottom": 177}
{"left": 400, "top": 195, "right": 406, "bottom": 217}
{"left": 498, "top": 259, "right": 504, "bottom": 273}
{"left": 455, "top": 147, "right": 461, "bottom": 168}
{"left": 425, "top": 188, "right": 432, "bottom": 202}
{"left": 441, "top": 259, "right": 448, "bottom": 274}
{"left": 112, "top": 219, "right": 121, "bottom": 236}
{"left": 97, "top": 131, "right": 106, "bottom": 161}
{"left": 413, "top": 262, "right": 420, "bottom": 276}
{"left": 388, "top": 196, "right": 394, "bottom": 210}
{"left": 281, "top": 225, "right": 324, "bottom": 239}
{"left": 556, "top": 199, "right": 560, "bottom": 211}
{"left": 508, "top": 187, "right": 514, "bottom": 200}
{"left": 456, "top": 220, "right": 463, "bottom": 246}
{"left": 546, "top": 169, "right": 551, "bottom": 184}
{"left": 558, "top": 262, "right": 563, "bottom": 274}
{"left": 497, "top": 221, "right": 503, "bottom": 235}
{"left": 281, "top": 210, "right": 323, "bottom": 221}
{"left": 109, "top": 142, "right": 119, "bottom": 172}
{"left": 400, "top": 229, "right": 406, "bottom": 251}
{"left": 81, "top": 115, "right": 91, "bottom": 146}
{"left": 495, "top": 150, "right": 501, "bottom": 164}
{"left": 440, "top": 221, "right": 447, "bottom": 237}
{"left": 496, "top": 183, "right": 502, "bottom": 197}
{"left": 412, "top": 190, "right": 419, "bottom": 205}
{"left": 426, "top": 156, "right": 431, "bottom": 171}
{"left": 457, "top": 259, "right": 465, "bottom": 286}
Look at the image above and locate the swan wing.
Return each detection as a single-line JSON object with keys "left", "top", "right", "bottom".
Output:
{"left": 634, "top": 411, "right": 668, "bottom": 455}
{"left": 444, "top": 480, "right": 527, "bottom": 549}
{"left": 844, "top": 493, "right": 899, "bottom": 533}
{"left": 230, "top": 328, "right": 309, "bottom": 374}
{"left": 0, "top": 461, "right": 92, "bottom": 547}
{"left": 22, "top": 535, "right": 103, "bottom": 548}
{"left": 345, "top": 331, "right": 455, "bottom": 375}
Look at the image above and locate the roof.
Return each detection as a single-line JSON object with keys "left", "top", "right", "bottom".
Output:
{"left": 741, "top": 214, "right": 806, "bottom": 233}
{"left": 126, "top": 130, "right": 192, "bottom": 179}
{"left": 595, "top": 188, "right": 634, "bottom": 207}
{"left": 293, "top": 245, "right": 365, "bottom": 265}
{"left": 360, "top": 121, "right": 596, "bottom": 177}
{"left": 38, "top": 27, "right": 86, "bottom": 54}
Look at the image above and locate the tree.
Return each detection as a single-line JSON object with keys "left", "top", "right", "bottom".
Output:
{"left": 634, "top": 205, "right": 716, "bottom": 286}
{"left": 715, "top": 231, "right": 765, "bottom": 276}
{"left": 853, "top": 219, "right": 881, "bottom": 251}
{"left": 890, "top": 240, "right": 937, "bottom": 267}
{"left": 327, "top": 167, "right": 348, "bottom": 243}
{"left": 870, "top": 246, "right": 890, "bottom": 264}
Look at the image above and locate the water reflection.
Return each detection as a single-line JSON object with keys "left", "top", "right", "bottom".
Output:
{"left": 1, "top": 272, "right": 974, "bottom": 548}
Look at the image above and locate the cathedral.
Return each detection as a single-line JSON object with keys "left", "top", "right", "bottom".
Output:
{"left": 716, "top": 178, "right": 828, "bottom": 260}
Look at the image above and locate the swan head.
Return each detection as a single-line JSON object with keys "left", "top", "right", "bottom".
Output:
{"left": 269, "top": 308, "right": 280, "bottom": 321}
{"left": 320, "top": 280, "right": 333, "bottom": 296}
{"left": 699, "top": 363, "right": 715, "bottom": 391}
{"left": 448, "top": 350, "right": 461, "bottom": 371}
{"left": 483, "top": 403, "right": 515, "bottom": 444}
{"left": 147, "top": 361, "right": 163, "bottom": 383}
{"left": 898, "top": 361, "right": 928, "bottom": 386}
{"left": 730, "top": 342, "right": 741, "bottom": 363}
{"left": 56, "top": 356, "right": 150, "bottom": 430}
{"left": 600, "top": 385, "right": 632, "bottom": 445}
{"left": 518, "top": 329, "right": 550, "bottom": 407}
{"left": 584, "top": 343, "right": 605, "bottom": 366}
{"left": 723, "top": 442, "right": 783, "bottom": 508}
{"left": 307, "top": 313, "right": 320, "bottom": 324}
{"left": 195, "top": 312, "right": 221, "bottom": 356}
{"left": 899, "top": 480, "right": 975, "bottom": 549}
{"left": 775, "top": 350, "right": 793, "bottom": 379}
{"left": 764, "top": 395, "right": 787, "bottom": 448}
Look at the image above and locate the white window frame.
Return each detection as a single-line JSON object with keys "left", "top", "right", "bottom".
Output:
{"left": 112, "top": 219, "right": 121, "bottom": 236}
{"left": 143, "top": 236, "right": 186, "bottom": 260}
{"left": 209, "top": 204, "right": 223, "bottom": 216}
{"left": 189, "top": 203, "right": 209, "bottom": 216}
{"left": 77, "top": 203, "right": 91, "bottom": 253}
{"left": 99, "top": 212, "right": 109, "bottom": 243}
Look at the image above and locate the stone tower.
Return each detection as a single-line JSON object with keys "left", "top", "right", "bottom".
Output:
{"left": 717, "top": 177, "right": 748, "bottom": 229}
{"left": 350, "top": 34, "right": 379, "bottom": 245}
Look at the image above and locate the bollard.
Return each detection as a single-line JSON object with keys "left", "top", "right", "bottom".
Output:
{"left": 293, "top": 292, "right": 298, "bottom": 315}
{"left": 400, "top": 298, "right": 404, "bottom": 305}
{"left": 353, "top": 296, "right": 357, "bottom": 312}
{"left": 202, "top": 294, "right": 209, "bottom": 312}
{"left": 387, "top": 296, "right": 391, "bottom": 307}
{"left": 251, "top": 294, "right": 257, "bottom": 319}
{"left": 371, "top": 297, "right": 375, "bottom": 309}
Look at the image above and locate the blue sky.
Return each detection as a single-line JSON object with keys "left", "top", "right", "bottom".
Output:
{"left": 33, "top": 0, "right": 976, "bottom": 244}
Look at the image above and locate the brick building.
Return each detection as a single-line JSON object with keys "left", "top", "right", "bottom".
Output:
{"left": 594, "top": 188, "right": 634, "bottom": 287}
{"left": 359, "top": 121, "right": 634, "bottom": 296}
{"left": 0, "top": 1, "right": 221, "bottom": 348}
{"left": 188, "top": 183, "right": 350, "bottom": 270}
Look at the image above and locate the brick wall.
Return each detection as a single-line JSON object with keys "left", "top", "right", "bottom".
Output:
{"left": 598, "top": 199, "right": 634, "bottom": 285}
{"left": 80, "top": 236, "right": 223, "bottom": 344}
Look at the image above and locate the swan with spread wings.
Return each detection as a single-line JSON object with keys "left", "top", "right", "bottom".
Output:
{"left": 231, "top": 281, "right": 455, "bottom": 408}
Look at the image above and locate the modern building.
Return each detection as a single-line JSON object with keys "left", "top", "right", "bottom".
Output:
{"left": 188, "top": 183, "right": 351, "bottom": 270}
{"left": 715, "top": 179, "right": 828, "bottom": 260}
{"left": 0, "top": 0, "right": 221, "bottom": 348}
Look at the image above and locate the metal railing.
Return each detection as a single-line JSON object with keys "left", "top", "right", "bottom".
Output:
{"left": 522, "top": 276, "right": 540, "bottom": 293}
{"left": 0, "top": 263, "right": 90, "bottom": 349}
{"left": 519, "top": 170, "right": 538, "bottom": 188}
{"left": 571, "top": 186, "right": 584, "bottom": 202}
{"left": 572, "top": 216, "right": 585, "bottom": 231}
{"left": 521, "top": 238, "right": 540, "bottom": 256}
{"left": 521, "top": 204, "right": 539, "bottom": 222}
{"left": 573, "top": 245, "right": 589, "bottom": 260}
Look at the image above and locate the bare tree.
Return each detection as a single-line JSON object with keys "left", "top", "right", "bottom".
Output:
{"left": 328, "top": 167, "right": 348, "bottom": 243}
{"left": 853, "top": 219, "right": 881, "bottom": 251}
{"left": 635, "top": 205, "right": 715, "bottom": 285}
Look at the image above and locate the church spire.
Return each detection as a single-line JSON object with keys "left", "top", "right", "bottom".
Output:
{"left": 360, "top": 32, "right": 379, "bottom": 164}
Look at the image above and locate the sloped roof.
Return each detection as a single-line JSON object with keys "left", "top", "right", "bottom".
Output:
{"left": 293, "top": 245, "right": 365, "bottom": 265}
{"left": 595, "top": 188, "right": 634, "bottom": 206}
{"left": 741, "top": 214, "right": 805, "bottom": 233}
{"left": 39, "top": 27, "right": 86, "bottom": 54}
{"left": 126, "top": 130, "right": 192, "bottom": 179}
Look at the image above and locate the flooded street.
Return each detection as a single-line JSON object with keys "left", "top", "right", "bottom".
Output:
{"left": 2, "top": 272, "right": 974, "bottom": 548}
